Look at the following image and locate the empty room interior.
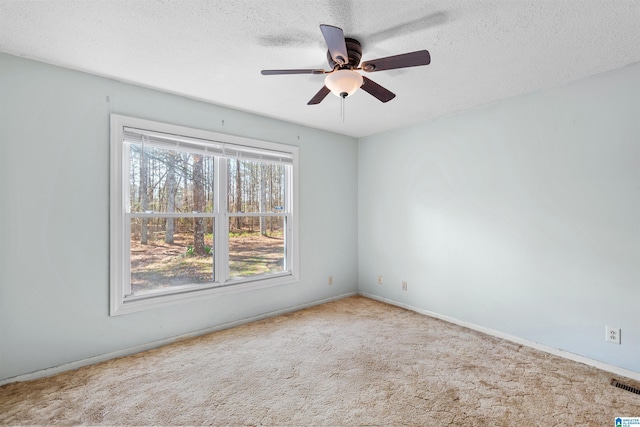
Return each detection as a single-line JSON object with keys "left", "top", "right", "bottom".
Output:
{"left": 1, "top": 0, "right": 639, "bottom": 425}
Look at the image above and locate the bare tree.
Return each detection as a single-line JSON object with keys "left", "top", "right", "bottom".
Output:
{"left": 165, "top": 151, "right": 177, "bottom": 244}
{"left": 140, "top": 147, "right": 149, "bottom": 244}
{"left": 260, "top": 163, "right": 267, "bottom": 236}
{"left": 192, "top": 154, "right": 206, "bottom": 255}
{"left": 235, "top": 159, "right": 242, "bottom": 230}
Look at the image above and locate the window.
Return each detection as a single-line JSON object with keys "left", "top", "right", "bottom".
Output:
{"left": 110, "top": 115, "right": 298, "bottom": 315}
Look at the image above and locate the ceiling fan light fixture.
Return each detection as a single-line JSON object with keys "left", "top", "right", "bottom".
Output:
{"left": 325, "top": 69, "right": 363, "bottom": 98}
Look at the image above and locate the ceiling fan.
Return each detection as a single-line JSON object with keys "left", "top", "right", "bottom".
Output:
{"left": 261, "top": 24, "right": 431, "bottom": 105}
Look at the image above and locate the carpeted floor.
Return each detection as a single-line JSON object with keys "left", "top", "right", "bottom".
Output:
{"left": 0, "top": 296, "right": 638, "bottom": 425}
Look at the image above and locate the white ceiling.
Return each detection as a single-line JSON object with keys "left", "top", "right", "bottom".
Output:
{"left": 1, "top": 0, "right": 639, "bottom": 138}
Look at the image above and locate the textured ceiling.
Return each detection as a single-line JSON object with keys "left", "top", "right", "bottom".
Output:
{"left": 1, "top": 0, "right": 639, "bottom": 138}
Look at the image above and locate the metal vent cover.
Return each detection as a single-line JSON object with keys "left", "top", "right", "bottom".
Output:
{"left": 611, "top": 379, "right": 640, "bottom": 395}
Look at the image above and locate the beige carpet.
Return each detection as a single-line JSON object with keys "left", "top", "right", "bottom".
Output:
{"left": 1, "top": 296, "right": 638, "bottom": 426}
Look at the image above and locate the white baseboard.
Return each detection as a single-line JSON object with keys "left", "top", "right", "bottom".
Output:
{"left": 0, "top": 292, "right": 357, "bottom": 386}
{"left": 360, "top": 292, "right": 640, "bottom": 383}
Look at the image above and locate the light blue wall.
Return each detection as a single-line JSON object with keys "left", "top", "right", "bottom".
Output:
{"left": 0, "top": 54, "right": 358, "bottom": 381}
{"left": 2, "top": 53, "right": 638, "bottom": 382}
{"left": 358, "top": 63, "right": 640, "bottom": 373}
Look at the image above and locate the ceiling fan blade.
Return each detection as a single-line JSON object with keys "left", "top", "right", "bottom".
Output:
{"left": 361, "top": 50, "right": 431, "bottom": 72}
{"left": 307, "top": 86, "right": 331, "bottom": 105}
{"left": 262, "top": 69, "right": 326, "bottom": 75}
{"left": 320, "top": 24, "right": 349, "bottom": 65}
{"left": 361, "top": 76, "right": 396, "bottom": 103}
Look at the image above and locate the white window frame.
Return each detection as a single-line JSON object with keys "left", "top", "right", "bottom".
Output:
{"left": 110, "top": 114, "right": 299, "bottom": 316}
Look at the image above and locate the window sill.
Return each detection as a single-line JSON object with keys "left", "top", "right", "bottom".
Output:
{"left": 110, "top": 273, "right": 298, "bottom": 316}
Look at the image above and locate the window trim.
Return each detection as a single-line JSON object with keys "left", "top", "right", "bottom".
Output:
{"left": 109, "top": 114, "right": 299, "bottom": 316}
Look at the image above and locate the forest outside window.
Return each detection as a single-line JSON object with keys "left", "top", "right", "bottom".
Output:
{"left": 110, "top": 115, "right": 299, "bottom": 315}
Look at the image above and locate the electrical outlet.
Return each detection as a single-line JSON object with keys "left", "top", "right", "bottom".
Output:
{"left": 402, "top": 281, "right": 407, "bottom": 291}
{"left": 605, "top": 326, "right": 621, "bottom": 344}
{"left": 377, "top": 275, "right": 383, "bottom": 285}
{"left": 328, "top": 275, "right": 333, "bottom": 285}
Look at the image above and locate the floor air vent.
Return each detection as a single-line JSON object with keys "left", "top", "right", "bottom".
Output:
{"left": 611, "top": 379, "right": 640, "bottom": 395}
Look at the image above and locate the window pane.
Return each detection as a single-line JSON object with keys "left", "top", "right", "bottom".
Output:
{"left": 227, "top": 159, "right": 285, "bottom": 213}
{"left": 228, "top": 216, "right": 285, "bottom": 278}
{"left": 130, "top": 217, "right": 215, "bottom": 295}
{"left": 129, "top": 144, "right": 215, "bottom": 213}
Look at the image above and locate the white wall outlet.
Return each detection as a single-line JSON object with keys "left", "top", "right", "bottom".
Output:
{"left": 377, "top": 275, "right": 383, "bottom": 285}
{"left": 605, "top": 326, "right": 621, "bottom": 344}
{"left": 328, "top": 275, "right": 333, "bottom": 285}
{"left": 402, "top": 281, "right": 407, "bottom": 291}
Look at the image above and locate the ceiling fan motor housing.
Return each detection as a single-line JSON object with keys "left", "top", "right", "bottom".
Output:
{"left": 327, "top": 38, "right": 362, "bottom": 69}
